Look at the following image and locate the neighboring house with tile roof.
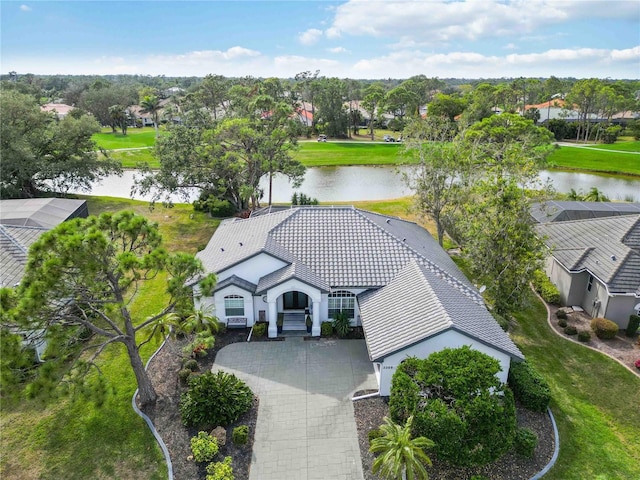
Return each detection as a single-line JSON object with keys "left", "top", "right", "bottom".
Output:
{"left": 41, "top": 103, "right": 75, "bottom": 119}
{"left": 194, "top": 206, "right": 523, "bottom": 395}
{"left": 531, "top": 201, "right": 640, "bottom": 224}
{"left": 0, "top": 198, "right": 88, "bottom": 360}
{"left": 536, "top": 214, "right": 640, "bottom": 329}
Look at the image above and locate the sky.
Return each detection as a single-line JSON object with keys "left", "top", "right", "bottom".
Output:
{"left": 1, "top": 0, "right": 639, "bottom": 80}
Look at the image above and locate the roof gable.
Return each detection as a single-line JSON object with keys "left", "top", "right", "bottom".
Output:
{"left": 0, "top": 224, "right": 46, "bottom": 288}
{"left": 359, "top": 260, "right": 523, "bottom": 361}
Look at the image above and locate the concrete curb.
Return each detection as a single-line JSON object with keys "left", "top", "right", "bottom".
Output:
{"left": 131, "top": 338, "right": 174, "bottom": 480}
{"left": 529, "top": 407, "right": 560, "bottom": 480}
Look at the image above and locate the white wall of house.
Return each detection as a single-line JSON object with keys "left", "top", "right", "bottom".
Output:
{"left": 604, "top": 295, "right": 639, "bottom": 329}
{"left": 213, "top": 285, "right": 255, "bottom": 326}
{"left": 217, "top": 253, "right": 287, "bottom": 285}
{"left": 377, "top": 329, "right": 512, "bottom": 396}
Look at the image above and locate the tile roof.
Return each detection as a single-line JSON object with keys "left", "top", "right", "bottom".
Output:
{"left": 531, "top": 201, "right": 640, "bottom": 223}
{"left": 213, "top": 275, "right": 257, "bottom": 294}
{"left": 0, "top": 224, "right": 46, "bottom": 288}
{"left": 536, "top": 215, "right": 640, "bottom": 293}
{"left": 198, "top": 206, "right": 480, "bottom": 303}
{"left": 358, "top": 260, "right": 524, "bottom": 361}
{"left": 256, "top": 262, "right": 330, "bottom": 294}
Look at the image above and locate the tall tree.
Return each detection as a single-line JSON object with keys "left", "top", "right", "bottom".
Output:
{"left": 427, "top": 93, "right": 467, "bottom": 122}
{"left": 565, "top": 78, "right": 603, "bottom": 142}
{"left": 363, "top": 83, "right": 386, "bottom": 140}
{"left": 140, "top": 95, "right": 162, "bottom": 137}
{"left": 370, "top": 416, "right": 434, "bottom": 480}
{"left": 136, "top": 82, "right": 304, "bottom": 211}
{"left": 459, "top": 114, "right": 555, "bottom": 315}
{"left": 1, "top": 211, "right": 215, "bottom": 406}
{"left": 294, "top": 70, "right": 321, "bottom": 133}
{"left": 402, "top": 117, "right": 466, "bottom": 247}
{"left": 0, "top": 90, "right": 121, "bottom": 199}
{"left": 315, "top": 77, "right": 349, "bottom": 138}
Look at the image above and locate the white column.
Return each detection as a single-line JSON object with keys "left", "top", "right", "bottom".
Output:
{"left": 312, "top": 300, "right": 321, "bottom": 337}
{"left": 268, "top": 300, "right": 278, "bottom": 338}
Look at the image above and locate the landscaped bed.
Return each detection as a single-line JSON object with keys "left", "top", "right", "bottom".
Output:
{"left": 353, "top": 395, "right": 555, "bottom": 480}
{"left": 141, "top": 329, "right": 257, "bottom": 480}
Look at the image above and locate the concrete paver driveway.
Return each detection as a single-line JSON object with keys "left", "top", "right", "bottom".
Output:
{"left": 212, "top": 337, "right": 378, "bottom": 480}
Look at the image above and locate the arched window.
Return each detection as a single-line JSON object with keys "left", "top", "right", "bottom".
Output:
{"left": 328, "top": 290, "right": 355, "bottom": 319}
{"left": 224, "top": 295, "right": 244, "bottom": 317}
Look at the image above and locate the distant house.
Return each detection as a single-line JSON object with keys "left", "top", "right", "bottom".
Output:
{"left": 41, "top": 103, "right": 74, "bottom": 120}
{"left": 536, "top": 213, "right": 640, "bottom": 329}
{"left": 0, "top": 198, "right": 88, "bottom": 360}
{"left": 193, "top": 206, "right": 523, "bottom": 395}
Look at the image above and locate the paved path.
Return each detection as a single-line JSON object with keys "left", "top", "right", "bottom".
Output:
{"left": 212, "top": 338, "right": 378, "bottom": 480}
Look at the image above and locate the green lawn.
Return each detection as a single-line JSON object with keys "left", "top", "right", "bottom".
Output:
{"left": 0, "top": 198, "right": 219, "bottom": 480}
{"left": 93, "top": 127, "right": 159, "bottom": 150}
{"left": 511, "top": 294, "right": 640, "bottom": 480}
{"left": 103, "top": 149, "right": 156, "bottom": 168}
{"left": 548, "top": 145, "right": 640, "bottom": 176}
{"left": 573, "top": 141, "right": 640, "bottom": 152}
{"left": 294, "top": 141, "right": 410, "bottom": 167}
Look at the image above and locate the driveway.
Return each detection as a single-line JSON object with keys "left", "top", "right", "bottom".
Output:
{"left": 212, "top": 337, "right": 378, "bottom": 480}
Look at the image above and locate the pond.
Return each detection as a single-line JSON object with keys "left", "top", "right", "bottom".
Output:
{"left": 78, "top": 166, "right": 639, "bottom": 204}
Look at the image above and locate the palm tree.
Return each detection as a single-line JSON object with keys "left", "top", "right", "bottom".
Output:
{"left": 182, "top": 305, "right": 220, "bottom": 336}
{"left": 583, "top": 186, "right": 610, "bottom": 202}
{"left": 370, "top": 416, "right": 434, "bottom": 480}
{"left": 140, "top": 95, "right": 162, "bottom": 137}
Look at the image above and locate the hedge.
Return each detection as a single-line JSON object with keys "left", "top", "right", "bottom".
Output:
{"left": 532, "top": 270, "right": 561, "bottom": 305}
{"left": 626, "top": 314, "right": 640, "bottom": 337}
{"left": 508, "top": 361, "right": 551, "bottom": 412}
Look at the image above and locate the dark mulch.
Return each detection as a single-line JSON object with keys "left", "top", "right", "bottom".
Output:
{"left": 354, "top": 394, "right": 555, "bottom": 480}
{"left": 139, "top": 328, "right": 256, "bottom": 480}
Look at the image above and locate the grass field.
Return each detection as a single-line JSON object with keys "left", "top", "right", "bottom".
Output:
{"left": 562, "top": 141, "right": 640, "bottom": 152}
{"left": 548, "top": 144, "right": 640, "bottom": 176}
{"left": 93, "top": 127, "right": 159, "bottom": 150}
{"left": 511, "top": 294, "right": 640, "bottom": 480}
{"left": 103, "top": 149, "right": 156, "bottom": 168}
{"left": 0, "top": 199, "right": 219, "bottom": 480}
{"left": 293, "top": 141, "right": 409, "bottom": 166}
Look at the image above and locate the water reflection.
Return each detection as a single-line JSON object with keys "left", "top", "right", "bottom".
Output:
{"left": 79, "top": 166, "right": 639, "bottom": 204}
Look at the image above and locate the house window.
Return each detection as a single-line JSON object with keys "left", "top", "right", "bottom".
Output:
{"left": 224, "top": 295, "right": 244, "bottom": 317}
{"left": 587, "top": 275, "right": 594, "bottom": 292}
{"left": 328, "top": 290, "right": 355, "bottom": 319}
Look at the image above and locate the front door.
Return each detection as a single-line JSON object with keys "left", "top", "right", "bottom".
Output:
{"left": 283, "top": 291, "right": 308, "bottom": 310}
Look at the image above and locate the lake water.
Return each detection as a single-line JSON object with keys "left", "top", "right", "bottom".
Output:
{"left": 79, "top": 166, "right": 639, "bottom": 204}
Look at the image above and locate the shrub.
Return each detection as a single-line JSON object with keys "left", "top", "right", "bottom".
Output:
{"left": 194, "top": 194, "right": 236, "bottom": 217}
{"left": 252, "top": 323, "right": 266, "bottom": 338}
{"left": 556, "top": 310, "right": 567, "bottom": 319}
{"left": 514, "top": 427, "right": 538, "bottom": 457}
{"left": 217, "top": 322, "right": 227, "bottom": 335}
{"left": 590, "top": 317, "right": 619, "bottom": 339}
{"left": 332, "top": 311, "right": 351, "bottom": 338}
{"left": 390, "top": 347, "right": 516, "bottom": 467}
{"left": 564, "top": 325, "right": 578, "bottom": 335}
{"left": 508, "top": 361, "right": 551, "bottom": 412}
{"left": 368, "top": 428, "right": 383, "bottom": 446}
{"left": 178, "top": 368, "right": 194, "bottom": 385}
{"left": 626, "top": 314, "right": 640, "bottom": 337}
{"left": 232, "top": 425, "right": 249, "bottom": 445}
{"left": 206, "top": 456, "right": 234, "bottom": 480}
{"left": 558, "top": 318, "right": 568, "bottom": 328}
{"left": 532, "top": 270, "right": 560, "bottom": 305}
{"left": 190, "top": 431, "right": 219, "bottom": 463}
{"left": 320, "top": 321, "right": 333, "bottom": 336}
{"left": 577, "top": 330, "right": 591, "bottom": 342}
{"left": 470, "top": 476, "right": 490, "bottom": 480}
{"left": 183, "top": 359, "right": 199, "bottom": 372}
{"left": 635, "top": 359, "right": 640, "bottom": 369}
{"left": 180, "top": 371, "right": 253, "bottom": 428}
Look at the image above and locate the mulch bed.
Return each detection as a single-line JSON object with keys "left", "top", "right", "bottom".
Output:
{"left": 547, "top": 304, "right": 640, "bottom": 376}
{"left": 354, "top": 394, "right": 555, "bottom": 480}
{"left": 139, "top": 328, "right": 257, "bottom": 480}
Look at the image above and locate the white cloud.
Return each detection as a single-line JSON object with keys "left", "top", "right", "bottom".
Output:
{"left": 504, "top": 43, "right": 518, "bottom": 50}
{"left": 298, "top": 28, "right": 323, "bottom": 46}
{"left": 20, "top": 4, "right": 31, "bottom": 12}
{"left": 326, "top": 0, "right": 638, "bottom": 44}
{"left": 327, "top": 47, "right": 349, "bottom": 54}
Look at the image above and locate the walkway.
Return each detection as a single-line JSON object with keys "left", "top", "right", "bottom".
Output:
{"left": 212, "top": 338, "right": 378, "bottom": 480}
